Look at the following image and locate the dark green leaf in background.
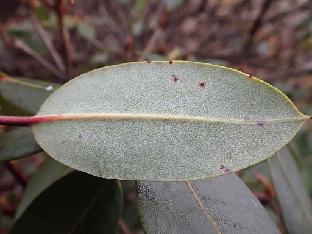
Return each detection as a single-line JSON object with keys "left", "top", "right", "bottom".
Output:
{"left": 269, "top": 147, "right": 312, "bottom": 234}
{"left": 137, "top": 173, "right": 279, "bottom": 234}
{"left": 0, "top": 75, "right": 60, "bottom": 116}
{"left": 11, "top": 158, "right": 123, "bottom": 234}
{"left": 0, "top": 76, "right": 59, "bottom": 160}
{"left": 0, "top": 127, "right": 41, "bottom": 161}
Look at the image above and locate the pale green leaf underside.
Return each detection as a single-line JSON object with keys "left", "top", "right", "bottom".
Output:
{"left": 32, "top": 61, "right": 309, "bottom": 180}
{"left": 137, "top": 174, "right": 279, "bottom": 234}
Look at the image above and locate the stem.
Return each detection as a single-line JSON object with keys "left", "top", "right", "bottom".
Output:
{"left": 30, "top": 13, "right": 66, "bottom": 75}
{"left": 5, "top": 162, "right": 28, "bottom": 188}
{"left": 0, "top": 115, "right": 60, "bottom": 126}
{"left": 9, "top": 38, "right": 64, "bottom": 80}
{"left": 56, "top": 0, "right": 73, "bottom": 77}
{"left": 245, "top": 0, "right": 275, "bottom": 49}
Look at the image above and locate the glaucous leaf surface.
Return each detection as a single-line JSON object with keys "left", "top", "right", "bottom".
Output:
{"left": 269, "top": 148, "right": 312, "bottom": 234}
{"left": 0, "top": 75, "right": 60, "bottom": 115}
{"left": 0, "top": 127, "right": 41, "bottom": 161}
{"left": 137, "top": 174, "right": 280, "bottom": 234}
{"left": 12, "top": 158, "right": 122, "bottom": 234}
{"left": 32, "top": 61, "right": 309, "bottom": 180}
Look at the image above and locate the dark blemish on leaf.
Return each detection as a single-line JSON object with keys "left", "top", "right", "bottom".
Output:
{"left": 62, "top": 140, "right": 68, "bottom": 144}
{"left": 199, "top": 81, "right": 206, "bottom": 88}
{"left": 248, "top": 74, "right": 252, "bottom": 78}
{"left": 78, "top": 134, "right": 82, "bottom": 139}
{"left": 146, "top": 59, "right": 151, "bottom": 63}
{"left": 257, "top": 120, "right": 265, "bottom": 127}
{"left": 220, "top": 165, "right": 231, "bottom": 173}
{"left": 171, "top": 74, "right": 179, "bottom": 82}
{"left": 169, "top": 60, "right": 173, "bottom": 64}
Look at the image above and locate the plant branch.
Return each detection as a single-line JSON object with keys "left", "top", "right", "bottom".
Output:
{"left": 4, "top": 162, "right": 28, "bottom": 188}
{"left": 0, "top": 115, "right": 60, "bottom": 126}
{"left": 55, "top": 0, "right": 73, "bottom": 77}
{"left": 12, "top": 38, "right": 65, "bottom": 79}
{"left": 245, "top": 0, "right": 275, "bottom": 49}
{"left": 30, "top": 12, "right": 66, "bottom": 74}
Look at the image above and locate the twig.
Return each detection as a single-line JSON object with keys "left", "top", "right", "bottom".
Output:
{"left": 118, "top": 218, "right": 132, "bottom": 234}
{"left": 245, "top": 0, "right": 275, "bottom": 48}
{"left": 265, "top": 1, "right": 312, "bottom": 24}
{"left": 140, "top": 29, "right": 162, "bottom": 58}
{"left": 4, "top": 162, "right": 28, "bottom": 188}
{"left": 10, "top": 38, "right": 65, "bottom": 80}
{"left": 0, "top": 23, "right": 64, "bottom": 80}
{"left": 55, "top": 0, "right": 73, "bottom": 76}
{"left": 30, "top": 13, "right": 66, "bottom": 74}
{"left": 138, "top": 3, "right": 167, "bottom": 60}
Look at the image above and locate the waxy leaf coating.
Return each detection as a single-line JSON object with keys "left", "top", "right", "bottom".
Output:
{"left": 32, "top": 61, "right": 309, "bottom": 180}
{"left": 137, "top": 174, "right": 279, "bottom": 234}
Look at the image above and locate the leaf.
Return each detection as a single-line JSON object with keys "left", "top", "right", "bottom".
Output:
{"left": 31, "top": 61, "right": 309, "bottom": 180}
{"left": 137, "top": 174, "right": 280, "bottom": 234}
{"left": 0, "top": 127, "right": 41, "bottom": 161}
{"left": 12, "top": 158, "right": 123, "bottom": 234}
{"left": 268, "top": 147, "right": 312, "bottom": 234}
{"left": 14, "top": 157, "right": 72, "bottom": 219}
{"left": 0, "top": 75, "right": 60, "bottom": 115}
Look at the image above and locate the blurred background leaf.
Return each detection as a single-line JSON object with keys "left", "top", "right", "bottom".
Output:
{"left": 0, "top": 75, "right": 60, "bottom": 116}
{"left": 11, "top": 158, "right": 123, "bottom": 234}
{"left": 0, "top": 127, "right": 40, "bottom": 161}
{"left": 137, "top": 174, "right": 279, "bottom": 234}
{"left": 269, "top": 147, "right": 312, "bottom": 234}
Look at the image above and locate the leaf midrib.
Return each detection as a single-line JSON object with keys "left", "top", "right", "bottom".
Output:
{"left": 186, "top": 181, "right": 222, "bottom": 234}
{"left": 34, "top": 113, "right": 309, "bottom": 125}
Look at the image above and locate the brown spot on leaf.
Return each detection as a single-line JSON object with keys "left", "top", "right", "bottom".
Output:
{"left": 169, "top": 60, "right": 173, "bottom": 64}
{"left": 220, "top": 165, "right": 231, "bottom": 173}
{"left": 146, "top": 59, "right": 151, "bottom": 63}
{"left": 199, "top": 81, "right": 206, "bottom": 88}
{"left": 257, "top": 121, "right": 265, "bottom": 127}
{"left": 171, "top": 74, "right": 179, "bottom": 82}
{"left": 78, "top": 134, "right": 82, "bottom": 139}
